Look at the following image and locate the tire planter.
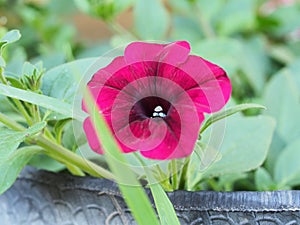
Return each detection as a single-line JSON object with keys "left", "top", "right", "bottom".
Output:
{"left": 1, "top": 167, "right": 300, "bottom": 225}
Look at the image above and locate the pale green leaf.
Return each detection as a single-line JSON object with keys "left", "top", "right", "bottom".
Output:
{"left": 0, "top": 29, "right": 21, "bottom": 67}
{"left": 215, "top": 0, "right": 256, "bottom": 35}
{"left": 200, "top": 116, "right": 275, "bottom": 179}
{"left": 134, "top": 0, "right": 169, "bottom": 39}
{"left": 0, "top": 29, "right": 21, "bottom": 51}
{"left": 240, "top": 37, "right": 270, "bottom": 94}
{"left": 274, "top": 138, "right": 300, "bottom": 188}
{"left": 255, "top": 167, "right": 275, "bottom": 191}
{"left": 263, "top": 59, "right": 300, "bottom": 143}
{"left": 41, "top": 59, "right": 96, "bottom": 106}
{"left": 41, "top": 58, "right": 97, "bottom": 120}
{"left": 0, "top": 83, "right": 86, "bottom": 121}
{"left": 194, "top": 38, "right": 242, "bottom": 76}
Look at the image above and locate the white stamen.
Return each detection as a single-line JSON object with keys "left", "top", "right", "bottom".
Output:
{"left": 159, "top": 112, "right": 166, "bottom": 118}
{"left": 154, "top": 106, "right": 163, "bottom": 112}
{"left": 153, "top": 112, "right": 159, "bottom": 117}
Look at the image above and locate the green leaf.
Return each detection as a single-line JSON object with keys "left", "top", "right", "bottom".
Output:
{"left": 215, "top": 0, "right": 256, "bottom": 35}
{"left": 0, "top": 29, "right": 21, "bottom": 52}
{"left": 84, "top": 90, "right": 160, "bottom": 225}
{"left": 0, "top": 129, "right": 26, "bottom": 159}
{"left": 239, "top": 37, "right": 270, "bottom": 94}
{"left": 265, "top": 130, "right": 286, "bottom": 173}
{"left": 274, "top": 138, "right": 300, "bottom": 188}
{"left": 193, "top": 141, "right": 222, "bottom": 172}
{"left": 146, "top": 170, "right": 180, "bottom": 225}
{"left": 200, "top": 103, "right": 266, "bottom": 133}
{"left": 0, "top": 83, "right": 86, "bottom": 121}
{"left": 73, "top": 0, "right": 90, "bottom": 13}
{"left": 29, "top": 154, "right": 66, "bottom": 172}
{"left": 171, "top": 16, "right": 203, "bottom": 43}
{"left": 41, "top": 58, "right": 97, "bottom": 120}
{"left": 0, "top": 29, "right": 21, "bottom": 67}
{"left": 255, "top": 167, "right": 275, "bottom": 191}
{"left": 0, "top": 122, "right": 46, "bottom": 160}
{"left": 0, "top": 146, "right": 43, "bottom": 195}
{"left": 200, "top": 116, "right": 275, "bottom": 179}
{"left": 42, "top": 58, "right": 97, "bottom": 102}
{"left": 268, "top": 5, "right": 300, "bottom": 37}
{"left": 0, "top": 56, "right": 5, "bottom": 67}
{"left": 217, "top": 173, "right": 247, "bottom": 191}
{"left": 134, "top": 0, "right": 169, "bottom": 39}
{"left": 263, "top": 59, "right": 300, "bottom": 143}
{"left": 194, "top": 38, "right": 242, "bottom": 76}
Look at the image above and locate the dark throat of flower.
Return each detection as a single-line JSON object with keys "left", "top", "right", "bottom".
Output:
{"left": 129, "top": 96, "right": 171, "bottom": 122}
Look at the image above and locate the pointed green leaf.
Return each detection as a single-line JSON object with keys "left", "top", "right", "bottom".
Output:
{"left": 0, "top": 122, "right": 46, "bottom": 160}
{"left": 200, "top": 103, "right": 266, "bottom": 133}
{"left": 0, "top": 146, "right": 43, "bottom": 195}
{"left": 146, "top": 168, "right": 180, "bottom": 225}
{"left": 0, "top": 84, "right": 86, "bottom": 121}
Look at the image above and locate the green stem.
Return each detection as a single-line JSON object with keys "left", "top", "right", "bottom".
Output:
{"left": 13, "top": 99, "right": 33, "bottom": 125}
{"left": 32, "top": 104, "right": 41, "bottom": 123}
{"left": 65, "top": 163, "right": 85, "bottom": 176}
{"left": 178, "top": 156, "right": 190, "bottom": 190}
{"left": 36, "top": 135, "right": 115, "bottom": 179}
{"left": 170, "top": 160, "right": 178, "bottom": 189}
{"left": 0, "top": 111, "right": 115, "bottom": 180}
{"left": 44, "top": 127, "right": 57, "bottom": 143}
{"left": 0, "top": 111, "right": 25, "bottom": 131}
{"left": 107, "top": 21, "right": 138, "bottom": 40}
{"left": 207, "top": 178, "right": 220, "bottom": 191}
{"left": 193, "top": 5, "right": 215, "bottom": 39}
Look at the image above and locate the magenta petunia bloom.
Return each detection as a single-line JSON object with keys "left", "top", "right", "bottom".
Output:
{"left": 83, "top": 41, "right": 231, "bottom": 160}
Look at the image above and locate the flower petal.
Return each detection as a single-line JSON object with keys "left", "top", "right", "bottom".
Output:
{"left": 83, "top": 117, "right": 103, "bottom": 154}
{"left": 178, "top": 55, "right": 231, "bottom": 113}
{"left": 125, "top": 42, "right": 165, "bottom": 64}
{"left": 140, "top": 112, "right": 203, "bottom": 160}
{"left": 125, "top": 41, "right": 190, "bottom": 65}
{"left": 157, "top": 41, "right": 191, "bottom": 66}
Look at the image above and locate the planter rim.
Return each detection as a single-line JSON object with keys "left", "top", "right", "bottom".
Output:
{"left": 14, "top": 166, "right": 300, "bottom": 213}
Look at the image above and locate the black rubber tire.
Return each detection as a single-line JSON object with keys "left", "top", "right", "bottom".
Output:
{"left": 1, "top": 166, "right": 300, "bottom": 225}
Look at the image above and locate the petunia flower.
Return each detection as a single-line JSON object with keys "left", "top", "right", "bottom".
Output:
{"left": 82, "top": 41, "right": 231, "bottom": 160}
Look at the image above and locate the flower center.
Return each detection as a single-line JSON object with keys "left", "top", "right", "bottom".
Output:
{"left": 130, "top": 96, "right": 171, "bottom": 121}
{"left": 152, "top": 105, "right": 166, "bottom": 118}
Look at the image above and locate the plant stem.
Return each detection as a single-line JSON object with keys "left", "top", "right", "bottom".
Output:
{"left": 193, "top": 4, "right": 215, "bottom": 39}
{"left": 0, "top": 111, "right": 25, "bottom": 131}
{"left": 170, "top": 160, "right": 178, "bottom": 189}
{"left": 178, "top": 156, "right": 190, "bottom": 190}
{"left": 107, "top": 21, "right": 138, "bottom": 40}
{"left": 0, "top": 111, "right": 115, "bottom": 180}
{"left": 36, "top": 135, "right": 115, "bottom": 179}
